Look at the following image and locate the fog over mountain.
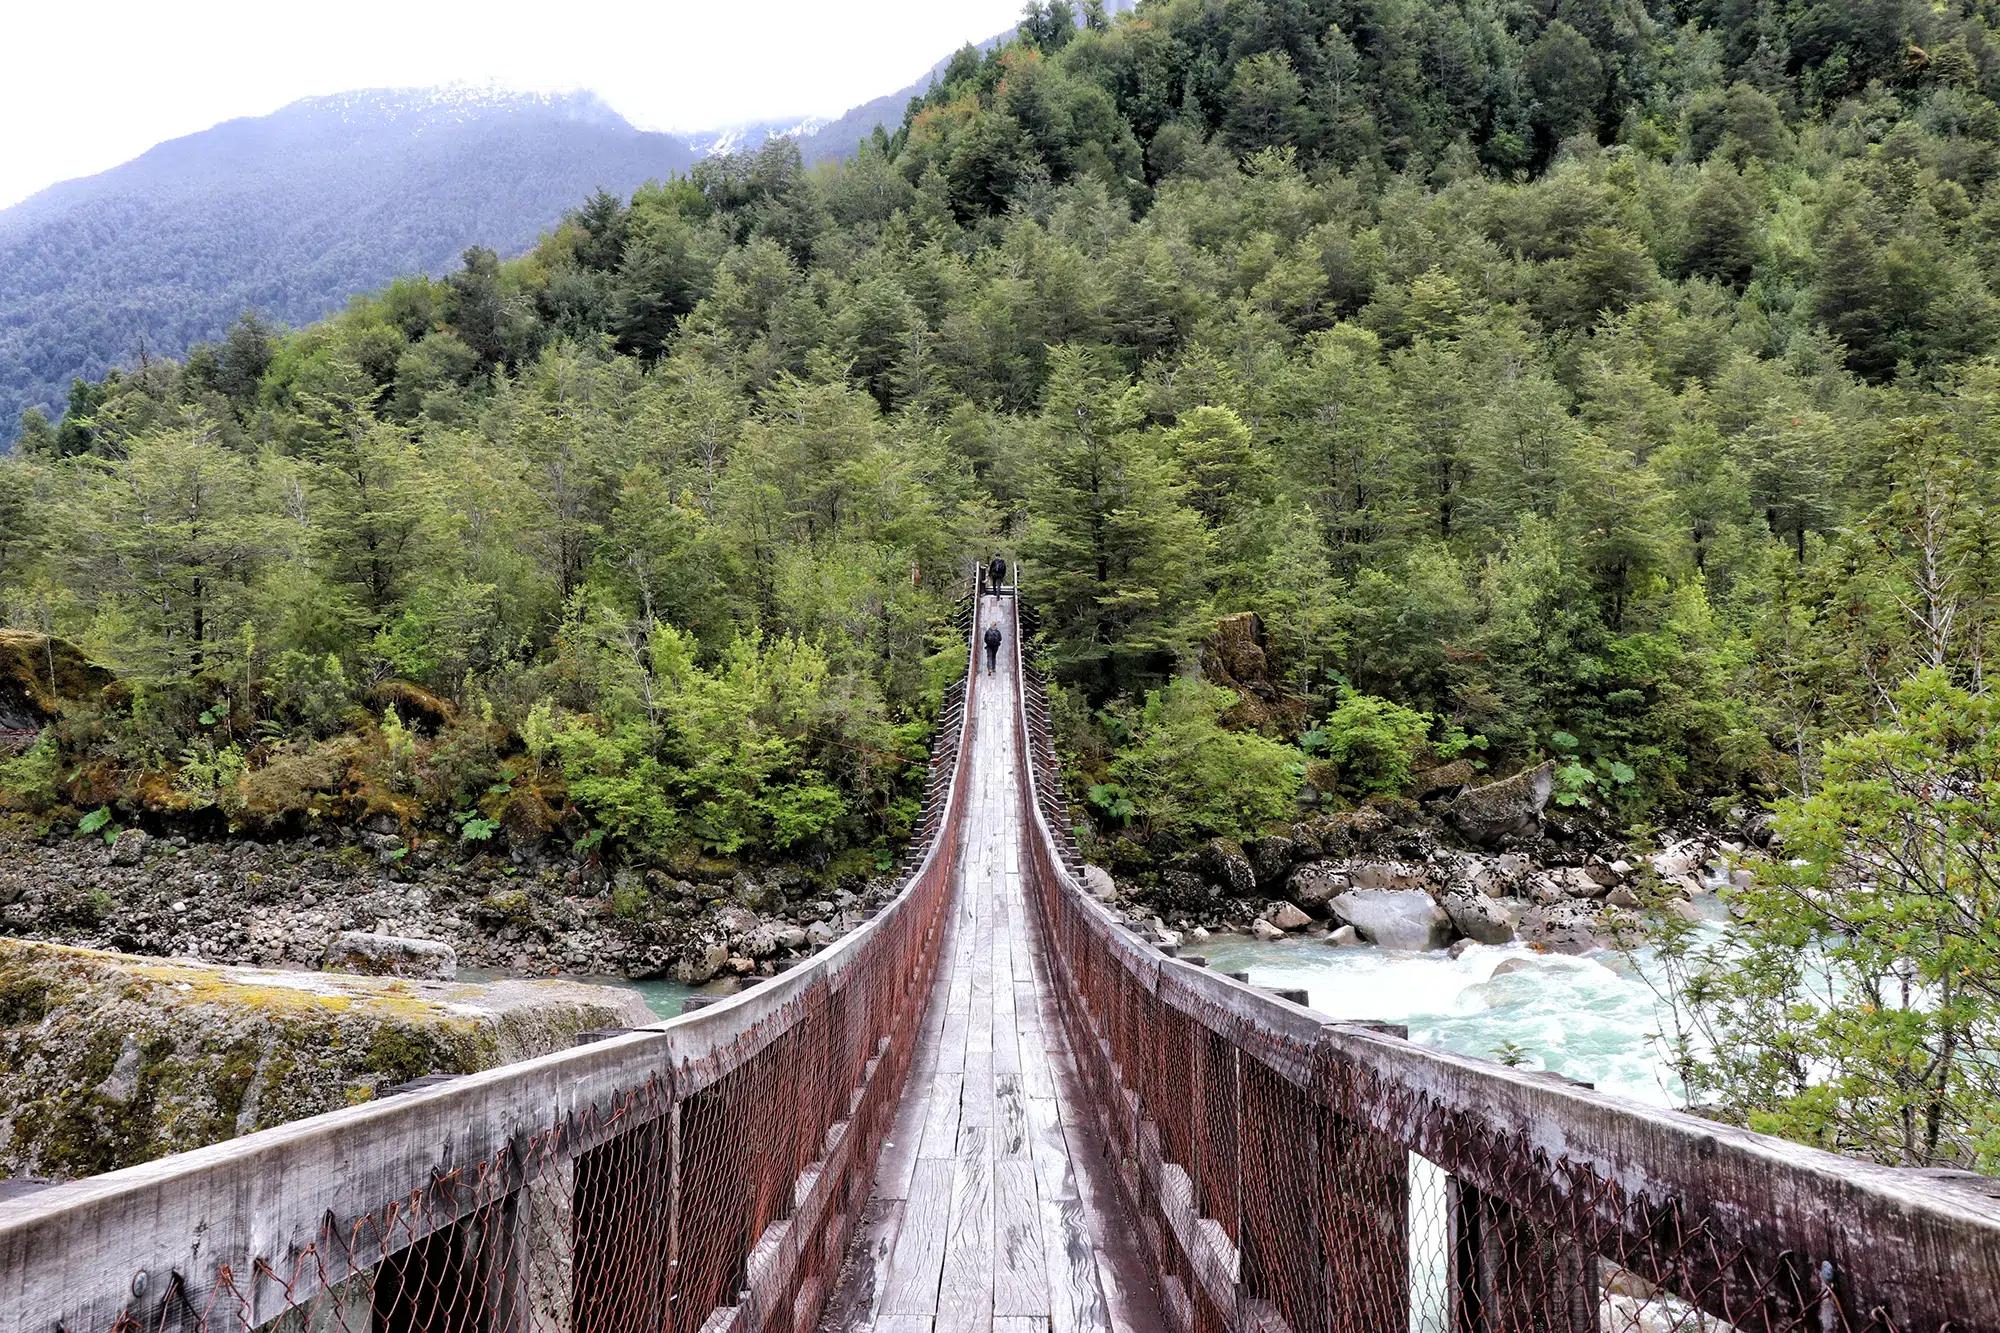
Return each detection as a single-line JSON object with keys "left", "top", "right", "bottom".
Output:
{"left": 0, "top": 89, "right": 702, "bottom": 440}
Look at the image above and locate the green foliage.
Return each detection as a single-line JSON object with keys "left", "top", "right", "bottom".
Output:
{"left": 1103, "top": 678, "right": 1303, "bottom": 843}
{"left": 454, "top": 809, "right": 499, "bottom": 842}
{"left": 174, "top": 740, "right": 249, "bottom": 808}
{"left": 1309, "top": 691, "right": 1434, "bottom": 796}
{"left": 9, "top": 0, "right": 2000, "bottom": 889}
{"left": 0, "top": 735, "right": 64, "bottom": 811}
{"left": 1655, "top": 671, "right": 2000, "bottom": 1170}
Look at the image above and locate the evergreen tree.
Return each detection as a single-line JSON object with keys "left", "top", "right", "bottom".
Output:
{"left": 1024, "top": 349, "right": 1211, "bottom": 690}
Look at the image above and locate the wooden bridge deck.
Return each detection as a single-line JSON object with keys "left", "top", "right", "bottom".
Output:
{"left": 824, "top": 596, "right": 1160, "bottom": 1333}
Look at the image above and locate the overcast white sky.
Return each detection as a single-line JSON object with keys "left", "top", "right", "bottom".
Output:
{"left": 0, "top": 0, "right": 1028, "bottom": 209}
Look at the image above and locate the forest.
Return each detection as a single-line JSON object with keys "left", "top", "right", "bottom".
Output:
{"left": 11, "top": 0, "right": 2000, "bottom": 1154}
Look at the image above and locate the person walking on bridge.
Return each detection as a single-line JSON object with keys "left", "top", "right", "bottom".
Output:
{"left": 988, "top": 553, "right": 1007, "bottom": 592}
{"left": 983, "top": 620, "right": 1003, "bottom": 676}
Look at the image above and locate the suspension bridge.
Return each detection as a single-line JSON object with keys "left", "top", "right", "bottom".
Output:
{"left": 3, "top": 580, "right": 1999, "bottom": 1333}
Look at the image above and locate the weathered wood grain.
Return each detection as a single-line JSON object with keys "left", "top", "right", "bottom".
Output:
{"left": 823, "top": 600, "right": 1123, "bottom": 1333}
{"left": 936, "top": 1126, "right": 995, "bottom": 1333}
{"left": 917, "top": 1073, "right": 965, "bottom": 1161}
{"left": 992, "top": 1160, "right": 1048, "bottom": 1318}
{"left": 879, "top": 1160, "right": 955, "bottom": 1315}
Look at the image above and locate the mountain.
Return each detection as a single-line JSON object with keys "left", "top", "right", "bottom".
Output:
{"left": 0, "top": 88, "right": 701, "bottom": 441}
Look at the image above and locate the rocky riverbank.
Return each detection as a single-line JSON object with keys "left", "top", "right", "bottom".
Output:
{"left": 0, "top": 938, "right": 651, "bottom": 1180}
{"left": 1088, "top": 782, "right": 1762, "bottom": 957}
{"left": 0, "top": 818, "right": 897, "bottom": 984}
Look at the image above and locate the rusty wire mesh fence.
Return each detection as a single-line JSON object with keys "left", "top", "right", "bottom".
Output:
{"left": 0, "top": 603, "right": 982, "bottom": 1333}
{"left": 1008, "top": 595, "right": 2000, "bottom": 1333}
{"left": 12, "top": 585, "right": 2000, "bottom": 1333}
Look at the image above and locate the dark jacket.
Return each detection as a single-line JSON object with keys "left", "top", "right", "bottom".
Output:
{"left": 983, "top": 625, "right": 1003, "bottom": 652}
{"left": 988, "top": 556, "right": 1007, "bottom": 587}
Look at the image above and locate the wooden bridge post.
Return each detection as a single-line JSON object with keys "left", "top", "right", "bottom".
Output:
{"left": 1315, "top": 1039, "right": 1411, "bottom": 1333}
{"left": 370, "top": 1195, "right": 521, "bottom": 1333}
{"left": 1446, "top": 1178, "right": 1598, "bottom": 1333}
{"left": 1238, "top": 1057, "right": 1326, "bottom": 1333}
{"left": 669, "top": 1081, "right": 749, "bottom": 1333}
{"left": 1192, "top": 1024, "right": 1240, "bottom": 1285}
{"left": 571, "top": 1106, "right": 673, "bottom": 1333}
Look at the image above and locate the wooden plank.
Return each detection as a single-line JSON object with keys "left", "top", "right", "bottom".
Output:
{"left": 1018, "top": 1040, "right": 1056, "bottom": 1101}
{"left": 1025, "top": 1096, "right": 1098, "bottom": 1333}
{"left": 879, "top": 1160, "right": 954, "bottom": 1315}
{"left": 960, "top": 1050, "right": 996, "bottom": 1132}
{"left": 873, "top": 1317, "right": 936, "bottom": 1333}
{"left": 817, "top": 1198, "right": 903, "bottom": 1333}
{"left": 875, "top": 1068, "right": 933, "bottom": 1201}
{"left": 934, "top": 1010, "right": 971, "bottom": 1073}
{"left": 917, "top": 1072, "right": 965, "bottom": 1160}
{"left": 995, "top": 1074, "right": 1030, "bottom": 1161}
{"left": 936, "top": 1128, "right": 995, "bottom": 1333}
{"left": 993, "top": 1160, "right": 1048, "bottom": 1318}
{"left": 1042, "top": 1015, "right": 1146, "bottom": 1333}
{"left": 967, "top": 944, "right": 996, "bottom": 1057}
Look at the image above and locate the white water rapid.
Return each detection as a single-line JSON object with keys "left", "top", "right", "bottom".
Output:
{"left": 1191, "top": 889, "right": 1734, "bottom": 1109}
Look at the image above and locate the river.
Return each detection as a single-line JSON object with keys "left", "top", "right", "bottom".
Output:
{"left": 463, "top": 969, "right": 704, "bottom": 1020}
{"left": 1193, "top": 922, "right": 1708, "bottom": 1108}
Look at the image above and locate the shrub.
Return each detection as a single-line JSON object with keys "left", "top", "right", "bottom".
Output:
{"left": 1105, "top": 677, "right": 1303, "bottom": 843}
{"left": 1309, "top": 690, "right": 1433, "bottom": 796}
{"left": 0, "top": 733, "right": 63, "bottom": 810}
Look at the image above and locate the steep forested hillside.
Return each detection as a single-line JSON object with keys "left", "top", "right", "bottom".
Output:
{"left": 11, "top": 0, "right": 2000, "bottom": 868}
{"left": 0, "top": 90, "right": 701, "bottom": 442}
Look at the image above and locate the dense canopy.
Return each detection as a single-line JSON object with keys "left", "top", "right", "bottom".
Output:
{"left": 10, "top": 0, "right": 2000, "bottom": 873}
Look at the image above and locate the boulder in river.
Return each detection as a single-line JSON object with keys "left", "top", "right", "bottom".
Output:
{"left": 1347, "top": 860, "right": 1428, "bottom": 891}
{"left": 677, "top": 943, "right": 731, "bottom": 985}
{"left": 1538, "top": 866, "right": 1609, "bottom": 900}
{"left": 1448, "top": 762, "right": 1555, "bottom": 846}
{"left": 1081, "top": 865, "right": 1118, "bottom": 901}
{"left": 1287, "top": 862, "right": 1351, "bottom": 911}
{"left": 1194, "top": 839, "right": 1257, "bottom": 898}
{"left": 1267, "top": 902, "right": 1312, "bottom": 931}
{"left": 1518, "top": 899, "right": 1610, "bottom": 954}
{"left": 325, "top": 931, "right": 457, "bottom": 980}
{"left": 1156, "top": 869, "right": 1214, "bottom": 912}
{"left": 1247, "top": 836, "right": 1295, "bottom": 888}
{"left": 1440, "top": 888, "right": 1515, "bottom": 945}
{"left": 1457, "top": 856, "right": 1516, "bottom": 898}
{"left": 1329, "top": 889, "right": 1451, "bottom": 951}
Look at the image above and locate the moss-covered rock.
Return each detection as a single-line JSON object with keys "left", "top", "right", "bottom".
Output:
{"left": 0, "top": 629, "right": 118, "bottom": 730}
{"left": 0, "top": 939, "right": 650, "bottom": 1181}
{"left": 1449, "top": 761, "right": 1556, "bottom": 847}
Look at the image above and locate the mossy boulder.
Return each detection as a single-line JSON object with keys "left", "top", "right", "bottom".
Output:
{"left": 1449, "top": 762, "right": 1556, "bottom": 847}
{"left": 0, "top": 630, "right": 117, "bottom": 731}
{"left": 0, "top": 939, "right": 649, "bottom": 1181}
{"left": 364, "top": 680, "right": 457, "bottom": 734}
